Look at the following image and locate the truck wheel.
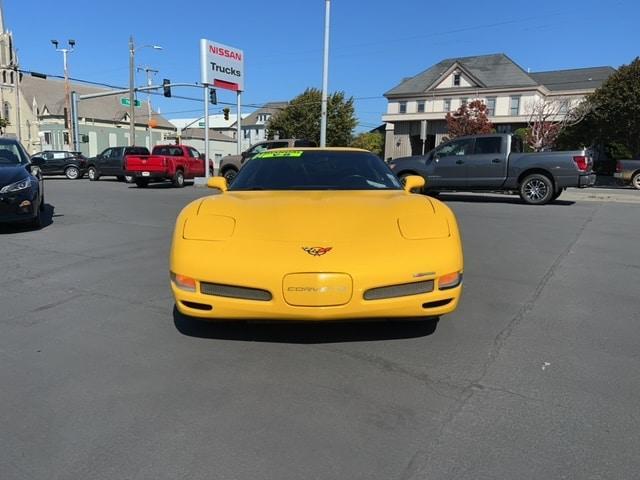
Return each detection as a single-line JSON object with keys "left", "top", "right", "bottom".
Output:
{"left": 172, "top": 170, "right": 185, "bottom": 188}
{"left": 223, "top": 168, "right": 238, "bottom": 185}
{"left": 65, "top": 166, "right": 80, "bottom": 180}
{"left": 88, "top": 166, "right": 100, "bottom": 181}
{"left": 632, "top": 172, "right": 640, "bottom": 190}
{"left": 519, "top": 174, "right": 553, "bottom": 205}
{"left": 135, "top": 178, "right": 149, "bottom": 188}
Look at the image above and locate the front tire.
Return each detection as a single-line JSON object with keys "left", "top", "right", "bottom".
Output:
{"left": 88, "top": 167, "right": 100, "bottom": 181}
{"left": 519, "top": 173, "right": 554, "bottom": 205}
{"left": 65, "top": 166, "right": 80, "bottom": 180}
{"left": 135, "top": 178, "right": 149, "bottom": 188}
{"left": 172, "top": 170, "right": 185, "bottom": 188}
{"left": 632, "top": 172, "right": 640, "bottom": 190}
{"left": 223, "top": 168, "right": 238, "bottom": 185}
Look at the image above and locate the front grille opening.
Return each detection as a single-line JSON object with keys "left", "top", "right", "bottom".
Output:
{"left": 181, "top": 301, "right": 213, "bottom": 311}
{"left": 423, "top": 299, "right": 452, "bottom": 309}
{"left": 200, "top": 282, "right": 272, "bottom": 301}
{"left": 364, "top": 280, "right": 434, "bottom": 301}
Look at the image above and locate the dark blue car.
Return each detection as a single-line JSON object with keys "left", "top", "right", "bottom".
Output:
{"left": 0, "top": 138, "right": 45, "bottom": 228}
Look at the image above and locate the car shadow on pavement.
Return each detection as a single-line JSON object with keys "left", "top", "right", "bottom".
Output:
{"left": 173, "top": 306, "right": 438, "bottom": 344}
{"left": 437, "top": 193, "right": 575, "bottom": 206}
{"left": 0, "top": 203, "right": 55, "bottom": 234}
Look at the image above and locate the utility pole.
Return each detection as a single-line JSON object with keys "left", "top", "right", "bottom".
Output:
{"left": 128, "top": 37, "right": 162, "bottom": 146}
{"left": 128, "top": 36, "right": 135, "bottom": 146}
{"left": 138, "top": 66, "right": 158, "bottom": 149}
{"left": 51, "top": 39, "right": 75, "bottom": 149}
{"left": 320, "top": 0, "right": 331, "bottom": 147}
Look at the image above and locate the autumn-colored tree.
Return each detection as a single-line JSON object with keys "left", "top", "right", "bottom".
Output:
{"left": 445, "top": 100, "right": 493, "bottom": 139}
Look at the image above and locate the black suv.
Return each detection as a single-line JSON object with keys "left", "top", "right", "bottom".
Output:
{"left": 31, "top": 150, "right": 87, "bottom": 180}
{"left": 87, "top": 146, "right": 150, "bottom": 182}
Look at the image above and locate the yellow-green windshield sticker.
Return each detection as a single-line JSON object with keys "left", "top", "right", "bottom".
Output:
{"left": 254, "top": 150, "right": 304, "bottom": 158}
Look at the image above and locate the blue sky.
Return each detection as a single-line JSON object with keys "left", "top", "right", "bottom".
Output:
{"left": 5, "top": 0, "right": 639, "bottom": 131}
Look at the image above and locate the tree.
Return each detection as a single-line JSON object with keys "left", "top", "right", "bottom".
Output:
{"left": 0, "top": 118, "right": 9, "bottom": 135}
{"left": 525, "top": 98, "right": 589, "bottom": 151}
{"left": 350, "top": 131, "right": 384, "bottom": 157}
{"left": 444, "top": 100, "right": 493, "bottom": 139}
{"left": 559, "top": 57, "right": 640, "bottom": 158}
{"left": 267, "top": 88, "right": 357, "bottom": 146}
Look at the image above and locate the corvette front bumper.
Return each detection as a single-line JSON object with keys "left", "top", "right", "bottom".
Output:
{"left": 171, "top": 278, "right": 462, "bottom": 321}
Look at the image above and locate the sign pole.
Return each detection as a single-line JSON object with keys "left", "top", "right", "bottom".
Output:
{"left": 237, "top": 91, "right": 242, "bottom": 155}
{"left": 204, "top": 85, "right": 210, "bottom": 179}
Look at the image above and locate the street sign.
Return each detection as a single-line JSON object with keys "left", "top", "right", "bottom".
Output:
{"left": 120, "top": 97, "right": 141, "bottom": 107}
{"left": 200, "top": 39, "right": 244, "bottom": 91}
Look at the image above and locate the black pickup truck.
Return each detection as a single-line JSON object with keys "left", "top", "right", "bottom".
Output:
{"left": 388, "top": 133, "right": 596, "bottom": 205}
{"left": 87, "top": 146, "right": 150, "bottom": 182}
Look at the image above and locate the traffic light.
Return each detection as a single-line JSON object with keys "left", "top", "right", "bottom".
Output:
{"left": 209, "top": 88, "right": 217, "bottom": 105}
{"left": 163, "top": 79, "right": 171, "bottom": 98}
{"left": 223, "top": 107, "right": 230, "bottom": 121}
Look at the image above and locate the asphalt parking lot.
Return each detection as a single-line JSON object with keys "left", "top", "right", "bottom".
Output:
{"left": 2, "top": 179, "right": 639, "bottom": 480}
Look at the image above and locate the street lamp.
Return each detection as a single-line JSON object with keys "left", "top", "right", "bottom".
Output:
{"left": 52, "top": 39, "right": 75, "bottom": 149}
{"left": 129, "top": 36, "right": 162, "bottom": 146}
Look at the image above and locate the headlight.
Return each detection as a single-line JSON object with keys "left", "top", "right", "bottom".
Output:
{"left": 0, "top": 178, "right": 32, "bottom": 194}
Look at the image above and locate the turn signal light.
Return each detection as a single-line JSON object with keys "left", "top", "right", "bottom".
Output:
{"left": 170, "top": 272, "right": 197, "bottom": 292}
{"left": 438, "top": 272, "right": 462, "bottom": 290}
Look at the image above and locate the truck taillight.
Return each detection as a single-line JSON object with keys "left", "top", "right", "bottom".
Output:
{"left": 615, "top": 161, "right": 622, "bottom": 173}
{"left": 572, "top": 155, "right": 589, "bottom": 172}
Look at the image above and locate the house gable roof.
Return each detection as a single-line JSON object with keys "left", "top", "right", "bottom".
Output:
{"left": 385, "top": 53, "right": 537, "bottom": 96}
{"left": 232, "top": 101, "right": 288, "bottom": 127}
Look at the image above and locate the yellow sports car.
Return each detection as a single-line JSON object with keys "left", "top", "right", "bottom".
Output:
{"left": 170, "top": 148, "right": 463, "bottom": 322}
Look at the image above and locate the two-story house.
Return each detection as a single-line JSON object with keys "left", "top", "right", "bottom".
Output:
{"left": 231, "top": 101, "right": 287, "bottom": 151}
{"left": 382, "top": 53, "right": 614, "bottom": 159}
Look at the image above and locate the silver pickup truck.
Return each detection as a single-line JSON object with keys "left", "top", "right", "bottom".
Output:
{"left": 388, "top": 133, "right": 596, "bottom": 205}
{"left": 613, "top": 159, "right": 640, "bottom": 189}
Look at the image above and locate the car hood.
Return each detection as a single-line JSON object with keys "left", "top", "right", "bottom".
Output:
{"left": 183, "top": 190, "right": 450, "bottom": 242}
{"left": 0, "top": 166, "right": 30, "bottom": 187}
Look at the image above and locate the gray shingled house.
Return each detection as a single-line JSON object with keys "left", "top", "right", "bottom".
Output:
{"left": 382, "top": 53, "right": 614, "bottom": 159}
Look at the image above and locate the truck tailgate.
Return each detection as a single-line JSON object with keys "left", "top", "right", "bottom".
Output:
{"left": 125, "top": 155, "right": 168, "bottom": 173}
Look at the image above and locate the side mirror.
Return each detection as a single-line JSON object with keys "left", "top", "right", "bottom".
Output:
{"left": 403, "top": 175, "right": 425, "bottom": 193}
{"left": 207, "top": 176, "right": 228, "bottom": 192}
{"left": 30, "top": 157, "right": 45, "bottom": 166}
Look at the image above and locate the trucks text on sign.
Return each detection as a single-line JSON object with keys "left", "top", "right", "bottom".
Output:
{"left": 200, "top": 39, "right": 244, "bottom": 92}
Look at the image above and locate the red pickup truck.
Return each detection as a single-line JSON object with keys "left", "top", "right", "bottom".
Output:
{"left": 125, "top": 145, "right": 207, "bottom": 188}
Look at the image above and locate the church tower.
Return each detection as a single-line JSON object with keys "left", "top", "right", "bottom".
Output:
{"left": 0, "top": 0, "right": 21, "bottom": 139}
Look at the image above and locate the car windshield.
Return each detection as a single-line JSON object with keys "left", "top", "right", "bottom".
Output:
{"left": 0, "top": 142, "right": 28, "bottom": 166}
{"left": 229, "top": 150, "right": 402, "bottom": 191}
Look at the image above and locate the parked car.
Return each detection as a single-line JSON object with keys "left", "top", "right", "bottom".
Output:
{"left": 388, "top": 133, "right": 596, "bottom": 205}
{"left": 0, "top": 138, "right": 45, "bottom": 228}
{"left": 87, "top": 146, "right": 150, "bottom": 183}
{"left": 31, "top": 150, "right": 87, "bottom": 180}
{"left": 613, "top": 159, "right": 640, "bottom": 189}
{"left": 218, "top": 139, "right": 317, "bottom": 184}
{"left": 170, "top": 148, "right": 463, "bottom": 323}
{"left": 125, "top": 144, "right": 205, "bottom": 188}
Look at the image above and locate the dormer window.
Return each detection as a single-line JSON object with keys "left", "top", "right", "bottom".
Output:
{"left": 453, "top": 73, "right": 461, "bottom": 86}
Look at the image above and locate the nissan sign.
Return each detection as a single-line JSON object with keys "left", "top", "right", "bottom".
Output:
{"left": 200, "top": 39, "right": 244, "bottom": 92}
